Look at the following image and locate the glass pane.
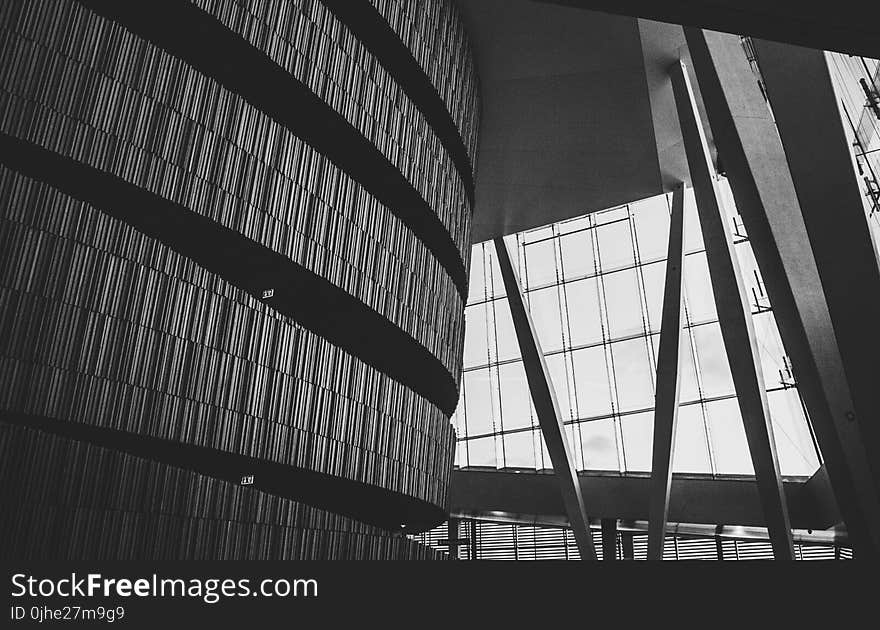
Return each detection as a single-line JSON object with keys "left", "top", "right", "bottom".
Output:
{"left": 632, "top": 194, "right": 671, "bottom": 261}
{"left": 693, "top": 322, "right": 735, "bottom": 397}
{"left": 492, "top": 298, "right": 521, "bottom": 362}
{"left": 468, "top": 244, "right": 486, "bottom": 303}
{"left": 717, "top": 178, "right": 741, "bottom": 227}
{"left": 683, "top": 187, "right": 704, "bottom": 252}
{"left": 452, "top": 390, "right": 466, "bottom": 436}
{"left": 565, "top": 423, "right": 584, "bottom": 470}
{"left": 679, "top": 334, "right": 702, "bottom": 404}
{"left": 602, "top": 268, "right": 644, "bottom": 339}
{"left": 768, "top": 389, "right": 819, "bottom": 476}
{"left": 705, "top": 398, "right": 754, "bottom": 475}
{"left": 753, "top": 310, "right": 789, "bottom": 390}
{"left": 485, "top": 243, "right": 507, "bottom": 299}
{"left": 523, "top": 225, "right": 553, "bottom": 244}
{"left": 579, "top": 418, "right": 619, "bottom": 471}
{"left": 502, "top": 430, "right": 536, "bottom": 468}
{"left": 621, "top": 411, "right": 653, "bottom": 472}
{"left": 527, "top": 286, "right": 564, "bottom": 351}
{"left": 734, "top": 241, "right": 767, "bottom": 313}
{"left": 656, "top": 330, "right": 702, "bottom": 404}
{"left": 463, "top": 303, "right": 489, "bottom": 368}
{"left": 683, "top": 252, "right": 717, "bottom": 322}
{"left": 564, "top": 277, "right": 603, "bottom": 347}
{"left": 498, "top": 361, "right": 532, "bottom": 431}
{"left": 571, "top": 345, "right": 613, "bottom": 419}
{"left": 595, "top": 206, "right": 628, "bottom": 225}
{"left": 640, "top": 261, "right": 667, "bottom": 333}
{"left": 611, "top": 338, "right": 654, "bottom": 412}
{"left": 597, "top": 219, "right": 635, "bottom": 272}
{"left": 672, "top": 404, "right": 712, "bottom": 473}
{"left": 559, "top": 229, "right": 595, "bottom": 280}
{"left": 546, "top": 352, "right": 575, "bottom": 421}
{"left": 463, "top": 368, "right": 495, "bottom": 437}
{"left": 537, "top": 431, "right": 552, "bottom": 470}
{"left": 558, "top": 215, "right": 592, "bottom": 235}
{"left": 523, "top": 238, "right": 557, "bottom": 289}
{"left": 466, "top": 436, "right": 497, "bottom": 468}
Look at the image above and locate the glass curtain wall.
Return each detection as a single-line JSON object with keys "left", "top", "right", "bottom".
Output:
{"left": 453, "top": 179, "right": 820, "bottom": 477}
{"left": 826, "top": 52, "right": 880, "bottom": 244}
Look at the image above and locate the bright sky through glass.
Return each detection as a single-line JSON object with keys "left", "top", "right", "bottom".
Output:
{"left": 454, "top": 179, "right": 821, "bottom": 477}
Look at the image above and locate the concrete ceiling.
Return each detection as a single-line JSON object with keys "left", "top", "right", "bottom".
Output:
{"left": 537, "top": 0, "right": 880, "bottom": 60}
{"left": 459, "top": 0, "right": 717, "bottom": 241}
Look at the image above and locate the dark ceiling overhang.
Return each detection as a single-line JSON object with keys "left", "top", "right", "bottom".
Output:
{"left": 450, "top": 467, "right": 842, "bottom": 530}
{"left": 460, "top": 0, "right": 877, "bottom": 243}
{"left": 536, "top": 0, "right": 880, "bottom": 60}
{"left": 458, "top": 1, "right": 716, "bottom": 241}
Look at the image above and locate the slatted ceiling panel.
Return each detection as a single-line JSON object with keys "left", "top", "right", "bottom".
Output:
{"left": 631, "top": 534, "right": 649, "bottom": 560}
{"left": 564, "top": 530, "right": 581, "bottom": 560}
{"left": 514, "top": 525, "right": 535, "bottom": 561}
{"left": 798, "top": 544, "right": 837, "bottom": 560}
{"left": 533, "top": 545, "right": 570, "bottom": 560}
{"left": 674, "top": 536, "right": 718, "bottom": 560}
{"left": 515, "top": 524, "right": 535, "bottom": 558}
{"left": 592, "top": 530, "right": 605, "bottom": 560}
{"left": 721, "top": 539, "right": 740, "bottom": 560}
{"left": 413, "top": 519, "right": 851, "bottom": 560}
{"left": 516, "top": 545, "right": 538, "bottom": 561}
{"left": 734, "top": 540, "right": 775, "bottom": 560}
{"left": 532, "top": 525, "right": 566, "bottom": 544}
{"left": 478, "top": 521, "right": 518, "bottom": 560}
{"left": 419, "top": 525, "right": 447, "bottom": 547}
{"left": 480, "top": 521, "right": 516, "bottom": 545}
{"left": 477, "top": 547, "right": 514, "bottom": 560}
{"left": 663, "top": 537, "right": 678, "bottom": 560}
{"left": 523, "top": 531, "right": 567, "bottom": 559}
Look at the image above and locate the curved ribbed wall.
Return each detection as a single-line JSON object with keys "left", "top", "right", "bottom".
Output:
{"left": 0, "top": 0, "right": 480, "bottom": 558}
{"left": 0, "top": 423, "right": 443, "bottom": 560}
{"left": 369, "top": 0, "right": 481, "bottom": 167}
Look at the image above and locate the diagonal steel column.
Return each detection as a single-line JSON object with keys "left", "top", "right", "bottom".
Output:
{"left": 493, "top": 237, "right": 598, "bottom": 560}
{"left": 669, "top": 60, "right": 795, "bottom": 559}
{"left": 647, "top": 184, "right": 687, "bottom": 560}
{"left": 684, "top": 28, "right": 880, "bottom": 557}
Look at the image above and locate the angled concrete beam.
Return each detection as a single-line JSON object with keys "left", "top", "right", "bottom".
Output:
{"left": 493, "top": 237, "right": 598, "bottom": 560}
{"left": 684, "top": 28, "right": 880, "bottom": 557}
{"left": 751, "top": 37, "right": 880, "bottom": 536}
{"left": 648, "top": 184, "right": 686, "bottom": 560}
{"left": 669, "top": 59, "right": 795, "bottom": 559}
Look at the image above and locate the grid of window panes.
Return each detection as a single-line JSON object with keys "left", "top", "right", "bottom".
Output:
{"left": 453, "top": 180, "right": 821, "bottom": 477}
{"left": 826, "top": 52, "right": 880, "bottom": 244}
